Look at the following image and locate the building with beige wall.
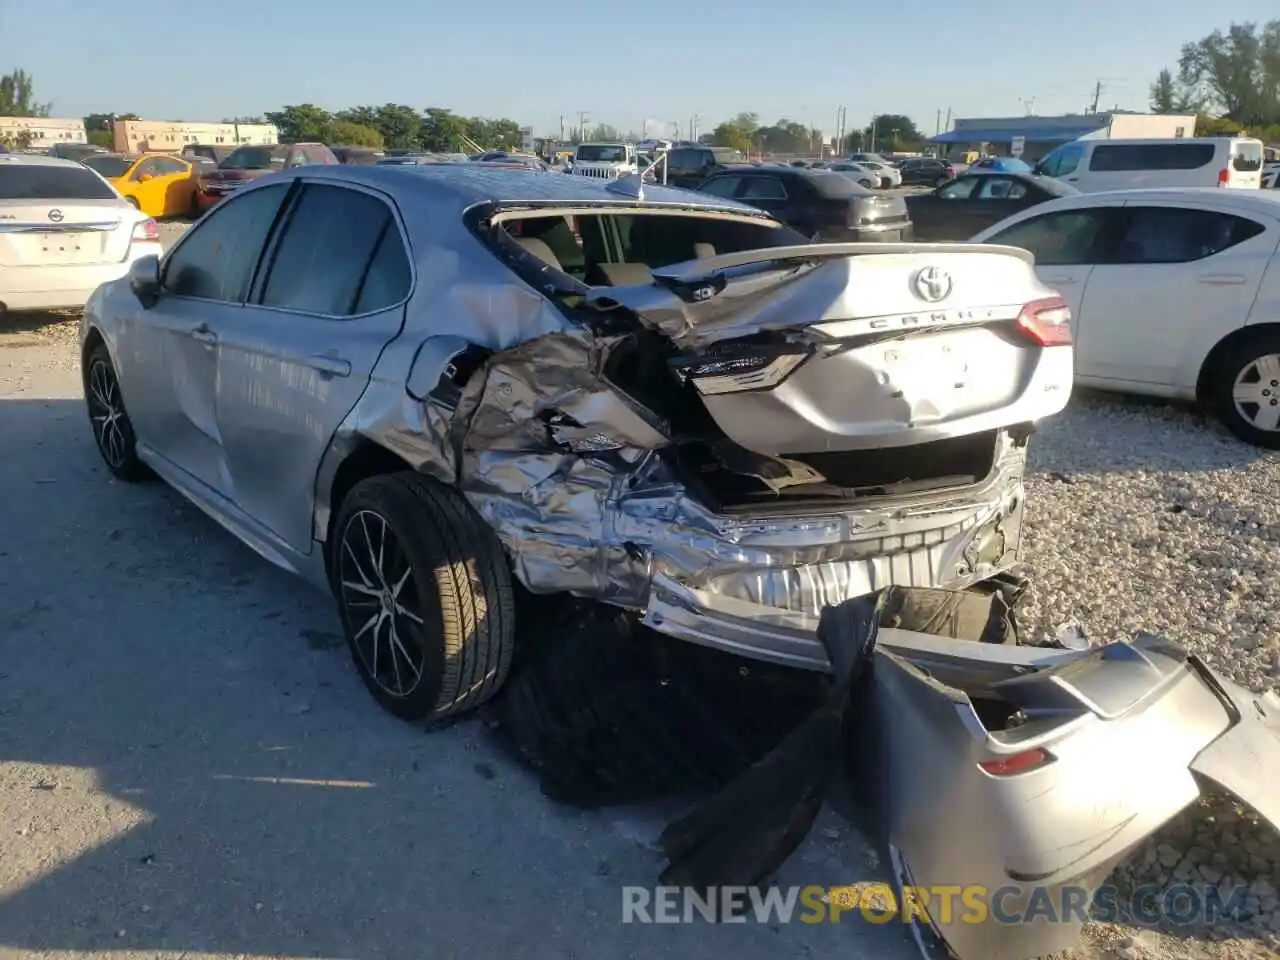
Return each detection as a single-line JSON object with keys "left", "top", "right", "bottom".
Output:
{"left": 112, "top": 120, "right": 278, "bottom": 153}
{"left": 0, "top": 116, "right": 87, "bottom": 147}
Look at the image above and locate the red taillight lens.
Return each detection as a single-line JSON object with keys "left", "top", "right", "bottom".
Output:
{"left": 1016, "top": 296, "right": 1072, "bottom": 346}
{"left": 1218, "top": 168, "right": 1230, "bottom": 186}
{"left": 132, "top": 218, "right": 159, "bottom": 242}
{"left": 979, "top": 748, "right": 1053, "bottom": 777}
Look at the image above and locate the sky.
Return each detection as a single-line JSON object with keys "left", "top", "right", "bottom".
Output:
{"left": 3, "top": 0, "right": 1277, "bottom": 139}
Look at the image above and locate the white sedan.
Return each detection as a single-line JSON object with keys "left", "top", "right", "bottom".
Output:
{"left": 855, "top": 159, "right": 902, "bottom": 188}
{"left": 0, "top": 153, "right": 162, "bottom": 313}
{"left": 825, "top": 161, "right": 884, "bottom": 189}
{"left": 971, "top": 187, "right": 1280, "bottom": 447}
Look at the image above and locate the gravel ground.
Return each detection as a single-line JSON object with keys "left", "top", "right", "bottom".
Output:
{"left": 1, "top": 222, "right": 1278, "bottom": 960}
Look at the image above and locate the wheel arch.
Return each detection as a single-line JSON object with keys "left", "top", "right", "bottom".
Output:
{"left": 1195, "top": 322, "right": 1280, "bottom": 405}
{"left": 319, "top": 439, "right": 420, "bottom": 581}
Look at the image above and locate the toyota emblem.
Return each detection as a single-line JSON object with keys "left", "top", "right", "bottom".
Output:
{"left": 912, "top": 266, "right": 952, "bottom": 303}
{"left": 48, "top": 209, "right": 64, "bottom": 223}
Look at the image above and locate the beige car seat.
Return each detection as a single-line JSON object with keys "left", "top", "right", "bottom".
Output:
{"left": 596, "top": 262, "right": 655, "bottom": 285}
{"left": 693, "top": 242, "right": 716, "bottom": 259}
{"left": 515, "top": 236, "right": 562, "bottom": 270}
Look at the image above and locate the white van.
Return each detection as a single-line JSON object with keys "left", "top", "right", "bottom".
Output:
{"left": 1033, "top": 137, "right": 1264, "bottom": 192}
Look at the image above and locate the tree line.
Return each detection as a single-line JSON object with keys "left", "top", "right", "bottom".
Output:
{"left": 1149, "top": 19, "right": 1280, "bottom": 143}
{"left": 709, "top": 112, "right": 924, "bottom": 155}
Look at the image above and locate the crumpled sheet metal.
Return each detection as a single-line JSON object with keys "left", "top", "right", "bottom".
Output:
{"left": 451, "top": 330, "right": 668, "bottom": 452}
{"left": 448, "top": 330, "right": 1027, "bottom": 627}
{"left": 586, "top": 260, "right": 833, "bottom": 349}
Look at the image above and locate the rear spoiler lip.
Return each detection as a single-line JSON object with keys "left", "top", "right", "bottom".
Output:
{"left": 652, "top": 241, "right": 1035, "bottom": 284}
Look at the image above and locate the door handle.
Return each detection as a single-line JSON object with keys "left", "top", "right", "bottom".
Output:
{"left": 307, "top": 354, "right": 352, "bottom": 377}
{"left": 1197, "top": 274, "right": 1247, "bottom": 285}
{"left": 1043, "top": 276, "right": 1079, "bottom": 285}
{"left": 190, "top": 323, "right": 217, "bottom": 345}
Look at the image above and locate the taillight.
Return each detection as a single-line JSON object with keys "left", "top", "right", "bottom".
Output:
{"left": 132, "top": 218, "right": 160, "bottom": 243}
{"left": 978, "top": 748, "right": 1053, "bottom": 777}
{"left": 1218, "top": 167, "right": 1230, "bottom": 186}
{"left": 1016, "top": 296, "right": 1072, "bottom": 346}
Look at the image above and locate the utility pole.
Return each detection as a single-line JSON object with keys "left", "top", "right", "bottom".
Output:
{"left": 559, "top": 114, "right": 565, "bottom": 143}
{"left": 935, "top": 108, "right": 942, "bottom": 136}
{"left": 1089, "top": 80, "right": 1104, "bottom": 114}
{"left": 577, "top": 111, "right": 589, "bottom": 141}
{"left": 944, "top": 107, "right": 951, "bottom": 132}
{"left": 869, "top": 115, "right": 878, "bottom": 152}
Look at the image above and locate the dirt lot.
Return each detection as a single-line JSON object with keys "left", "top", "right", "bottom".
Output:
{"left": 0, "top": 304, "right": 918, "bottom": 955}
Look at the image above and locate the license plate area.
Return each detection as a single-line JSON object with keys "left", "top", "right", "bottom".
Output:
{"left": 28, "top": 230, "right": 106, "bottom": 264}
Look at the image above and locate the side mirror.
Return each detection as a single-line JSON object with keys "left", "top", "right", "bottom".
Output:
{"left": 137, "top": 172, "right": 154, "bottom": 182}
{"left": 128, "top": 254, "right": 161, "bottom": 308}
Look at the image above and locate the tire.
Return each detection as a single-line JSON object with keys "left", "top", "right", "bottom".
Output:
{"left": 1211, "top": 331, "right": 1280, "bottom": 449}
{"left": 84, "top": 342, "right": 152, "bottom": 482}
{"left": 331, "top": 472, "right": 516, "bottom": 722}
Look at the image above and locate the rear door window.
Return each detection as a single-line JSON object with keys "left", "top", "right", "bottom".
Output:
{"left": 162, "top": 182, "right": 291, "bottom": 301}
{"left": 0, "top": 164, "right": 117, "bottom": 200}
{"left": 1112, "top": 206, "right": 1266, "bottom": 264}
{"left": 739, "top": 177, "right": 787, "bottom": 200}
{"left": 258, "top": 183, "right": 397, "bottom": 316}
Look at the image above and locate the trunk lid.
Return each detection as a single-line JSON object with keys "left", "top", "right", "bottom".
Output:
{"left": 0, "top": 200, "right": 136, "bottom": 267}
{"left": 585, "top": 242, "right": 1073, "bottom": 456}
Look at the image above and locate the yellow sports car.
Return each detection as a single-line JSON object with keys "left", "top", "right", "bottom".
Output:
{"left": 80, "top": 152, "right": 199, "bottom": 218}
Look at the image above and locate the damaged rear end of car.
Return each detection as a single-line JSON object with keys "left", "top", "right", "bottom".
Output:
{"left": 394, "top": 190, "right": 1075, "bottom": 671}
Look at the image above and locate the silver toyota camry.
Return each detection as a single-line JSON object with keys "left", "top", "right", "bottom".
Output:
{"left": 79, "top": 165, "right": 1073, "bottom": 721}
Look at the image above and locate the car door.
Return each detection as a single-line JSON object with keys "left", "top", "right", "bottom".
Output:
{"left": 127, "top": 158, "right": 167, "bottom": 215}
{"left": 122, "top": 181, "right": 293, "bottom": 495}
{"left": 968, "top": 176, "right": 1032, "bottom": 234}
{"left": 907, "top": 176, "right": 978, "bottom": 240}
{"left": 212, "top": 180, "right": 413, "bottom": 554}
{"left": 1073, "top": 203, "right": 1278, "bottom": 388}
{"left": 147, "top": 155, "right": 195, "bottom": 215}
{"left": 980, "top": 205, "right": 1121, "bottom": 347}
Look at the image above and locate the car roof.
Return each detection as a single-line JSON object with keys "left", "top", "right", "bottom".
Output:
{"left": 1047, "top": 186, "right": 1280, "bottom": 212}
{"left": 0, "top": 153, "right": 88, "bottom": 169}
{"left": 280, "top": 163, "right": 763, "bottom": 213}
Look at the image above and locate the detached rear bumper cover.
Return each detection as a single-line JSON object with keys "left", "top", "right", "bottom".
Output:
{"left": 865, "top": 625, "right": 1280, "bottom": 960}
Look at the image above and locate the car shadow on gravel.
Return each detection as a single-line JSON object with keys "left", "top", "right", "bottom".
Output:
{"left": 0, "top": 310, "right": 79, "bottom": 344}
{"left": 0, "top": 396, "right": 914, "bottom": 960}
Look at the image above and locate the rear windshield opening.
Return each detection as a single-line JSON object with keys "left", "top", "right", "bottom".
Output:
{"left": 0, "top": 165, "right": 118, "bottom": 201}
{"left": 220, "top": 146, "right": 283, "bottom": 170}
{"left": 575, "top": 146, "right": 627, "bottom": 163}
{"left": 668, "top": 430, "right": 1000, "bottom": 510}
{"left": 494, "top": 210, "right": 805, "bottom": 286}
